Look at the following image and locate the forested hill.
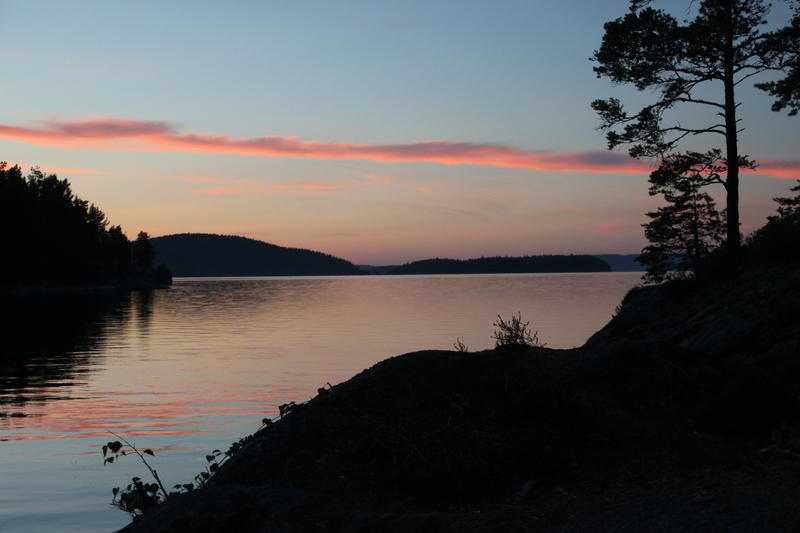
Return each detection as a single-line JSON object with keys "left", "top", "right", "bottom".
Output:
{"left": 389, "top": 255, "right": 610, "bottom": 275}
{"left": 150, "top": 234, "right": 361, "bottom": 277}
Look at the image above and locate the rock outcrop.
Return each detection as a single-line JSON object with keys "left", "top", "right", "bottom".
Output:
{"left": 120, "top": 262, "right": 800, "bottom": 532}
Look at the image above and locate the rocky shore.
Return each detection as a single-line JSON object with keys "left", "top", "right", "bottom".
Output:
{"left": 120, "top": 261, "right": 800, "bottom": 532}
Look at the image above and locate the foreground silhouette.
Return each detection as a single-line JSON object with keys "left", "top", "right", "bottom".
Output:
{"left": 592, "top": 0, "right": 799, "bottom": 254}
{"left": 117, "top": 219, "right": 800, "bottom": 532}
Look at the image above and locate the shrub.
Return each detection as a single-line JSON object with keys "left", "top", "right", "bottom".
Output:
{"left": 492, "top": 312, "right": 545, "bottom": 349}
{"left": 453, "top": 337, "right": 469, "bottom": 352}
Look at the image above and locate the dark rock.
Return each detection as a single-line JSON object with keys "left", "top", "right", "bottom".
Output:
{"left": 120, "top": 263, "right": 800, "bottom": 532}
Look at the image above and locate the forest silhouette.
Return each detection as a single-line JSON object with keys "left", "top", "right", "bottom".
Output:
{"left": 0, "top": 163, "right": 170, "bottom": 287}
{"left": 390, "top": 255, "right": 610, "bottom": 275}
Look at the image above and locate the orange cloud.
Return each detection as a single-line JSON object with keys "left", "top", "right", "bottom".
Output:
{"left": 0, "top": 117, "right": 797, "bottom": 178}
{"left": 0, "top": 117, "right": 650, "bottom": 174}
{"left": 756, "top": 160, "right": 800, "bottom": 180}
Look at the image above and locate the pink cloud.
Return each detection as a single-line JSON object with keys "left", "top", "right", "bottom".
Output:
{"left": 0, "top": 117, "right": 797, "bottom": 178}
{"left": 756, "top": 160, "right": 800, "bottom": 180}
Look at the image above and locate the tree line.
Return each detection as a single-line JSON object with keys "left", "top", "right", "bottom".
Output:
{"left": 593, "top": 0, "right": 799, "bottom": 282}
{"left": 390, "top": 255, "right": 611, "bottom": 275}
{"left": 0, "top": 163, "right": 169, "bottom": 286}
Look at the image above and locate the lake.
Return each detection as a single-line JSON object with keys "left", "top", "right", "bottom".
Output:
{"left": 0, "top": 272, "right": 641, "bottom": 533}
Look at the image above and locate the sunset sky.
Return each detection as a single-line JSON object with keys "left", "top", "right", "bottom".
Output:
{"left": 1, "top": 0, "right": 797, "bottom": 264}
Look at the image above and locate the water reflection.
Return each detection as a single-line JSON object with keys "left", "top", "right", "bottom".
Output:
{"left": 0, "top": 273, "right": 642, "bottom": 533}
{"left": 0, "top": 291, "right": 149, "bottom": 422}
{"left": 1, "top": 274, "right": 642, "bottom": 441}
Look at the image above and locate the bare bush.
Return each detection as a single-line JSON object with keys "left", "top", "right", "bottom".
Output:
{"left": 492, "top": 312, "right": 545, "bottom": 349}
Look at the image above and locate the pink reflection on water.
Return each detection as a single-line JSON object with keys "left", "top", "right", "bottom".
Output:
{"left": 4, "top": 275, "right": 642, "bottom": 443}
{"left": 1, "top": 383, "right": 309, "bottom": 441}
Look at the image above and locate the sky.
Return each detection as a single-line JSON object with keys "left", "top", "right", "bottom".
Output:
{"left": 0, "top": 0, "right": 798, "bottom": 265}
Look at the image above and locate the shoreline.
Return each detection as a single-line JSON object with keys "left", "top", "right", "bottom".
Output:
{"left": 117, "top": 261, "right": 800, "bottom": 532}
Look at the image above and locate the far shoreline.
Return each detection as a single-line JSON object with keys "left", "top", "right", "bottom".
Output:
{"left": 171, "top": 270, "right": 642, "bottom": 280}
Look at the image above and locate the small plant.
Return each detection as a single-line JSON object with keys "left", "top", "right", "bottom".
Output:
{"left": 192, "top": 429, "right": 261, "bottom": 488}
{"left": 492, "top": 312, "right": 545, "bottom": 349}
{"left": 102, "top": 433, "right": 169, "bottom": 517}
{"left": 278, "top": 401, "right": 298, "bottom": 418}
{"left": 102, "top": 397, "right": 308, "bottom": 519}
{"left": 453, "top": 337, "right": 469, "bottom": 352}
{"left": 103, "top": 417, "right": 276, "bottom": 517}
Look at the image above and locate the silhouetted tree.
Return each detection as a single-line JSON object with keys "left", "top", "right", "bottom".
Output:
{"left": 107, "top": 225, "right": 133, "bottom": 278}
{"left": 756, "top": 1, "right": 800, "bottom": 115}
{"left": 592, "top": 0, "right": 798, "bottom": 254}
{"left": 639, "top": 152, "right": 727, "bottom": 282}
{"left": 0, "top": 162, "right": 169, "bottom": 286}
{"left": 746, "top": 180, "right": 800, "bottom": 261}
{"left": 772, "top": 180, "right": 800, "bottom": 221}
{"left": 132, "top": 231, "right": 155, "bottom": 273}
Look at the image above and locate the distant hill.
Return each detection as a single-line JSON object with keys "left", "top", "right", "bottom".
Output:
{"left": 593, "top": 254, "right": 645, "bottom": 272}
{"left": 389, "top": 255, "right": 610, "bottom": 275}
{"left": 150, "top": 234, "right": 361, "bottom": 277}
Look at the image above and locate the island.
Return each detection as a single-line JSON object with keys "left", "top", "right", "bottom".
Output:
{"left": 389, "top": 255, "right": 610, "bottom": 274}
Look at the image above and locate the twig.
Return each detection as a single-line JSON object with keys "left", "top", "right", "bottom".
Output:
{"left": 109, "top": 431, "right": 170, "bottom": 501}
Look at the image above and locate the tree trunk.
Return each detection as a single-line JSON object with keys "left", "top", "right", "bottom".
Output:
{"left": 723, "top": 0, "right": 741, "bottom": 255}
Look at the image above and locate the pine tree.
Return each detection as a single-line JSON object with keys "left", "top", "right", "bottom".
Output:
{"left": 639, "top": 152, "right": 727, "bottom": 282}
{"left": 592, "top": 0, "right": 798, "bottom": 254}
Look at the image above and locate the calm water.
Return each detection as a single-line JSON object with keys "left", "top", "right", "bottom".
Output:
{"left": 0, "top": 273, "right": 640, "bottom": 533}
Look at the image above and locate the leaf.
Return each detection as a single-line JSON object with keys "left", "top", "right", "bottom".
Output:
{"left": 112, "top": 487, "right": 119, "bottom": 496}
{"left": 108, "top": 441, "right": 123, "bottom": 454}
{"left": 183, "top": 484, "right": 194, "bottom": 491}
{"left": 104, "top": 457, "right": 114, "bottom": 465}
{"left": 143, "top": 449, "right": 154, "bottom": 456}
